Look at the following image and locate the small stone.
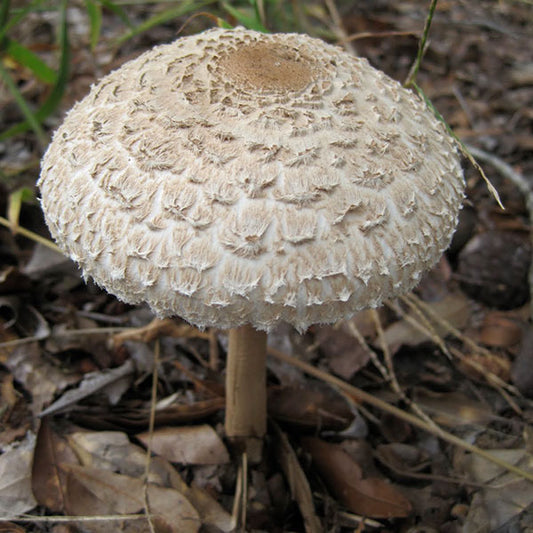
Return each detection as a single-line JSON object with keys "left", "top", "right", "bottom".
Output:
{"left": 458, "top": 230, "right": 531, "bottom": 309}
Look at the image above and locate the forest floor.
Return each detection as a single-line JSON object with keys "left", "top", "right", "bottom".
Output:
{"left": 1, "top": 1, "right": 533, "bottom": 532}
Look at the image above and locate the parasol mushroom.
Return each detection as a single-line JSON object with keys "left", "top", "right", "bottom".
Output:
{"left": 38, "top": 27, "right": 465, "bottom": 460}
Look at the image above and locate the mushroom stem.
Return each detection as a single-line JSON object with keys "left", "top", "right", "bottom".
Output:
{"left": 225, "top": 324, "right": 267, "bottom": 462}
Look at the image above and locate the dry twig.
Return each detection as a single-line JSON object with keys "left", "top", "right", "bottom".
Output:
{"left": 324, "top": 0, "right": 357, "bottom": 55}
{"left": 369, "top": 309, "right": 441, "bottom": 429}
{"left": 268, "top": 347, "right": 533, "bottom": 483}
{"left": 143, "top": 340, "right": 160, "bottom": 533}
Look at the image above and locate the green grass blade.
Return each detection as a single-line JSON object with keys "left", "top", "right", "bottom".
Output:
{"left": 0, "top": 60, "right": 48, "bottom": 146}
{"left": 4, "top": 37, "right": 57, "bottom": 83}
{"left": 222, "top": 2, "right": 268, "bottom": 32}
{"left": 0, "top": 0, "right": 9, "bottom": 47}
{"left": 250, "top": 0, "right": 265, "bottom": 27}
{"left": 37, "top": 0, "right": 70, "bottom": 118}
{"left": 0, "top": 0, "right": 69, "bottom": 143}
{"left": 8, "top": 187, "right": 34, "bottom": 230}
{"left": 216, "top": 16, "right": 233, "bottom": 29}
{"left": 97, "top": 0, "right": 133, "bottom": 29}
{"left": 85, "top": 0, "right": 103, "bottom": 50}
{"left": 0, "top": 0, "right": 44, "bottom": 43}
{"left": 412, "top": 82, "right": 503, "bottom": 209}
{"left": 404, "top": 0, "right": 438, "bottom": 88}
{"left": 116, "top": 0, "right": 216, "bottom": 45}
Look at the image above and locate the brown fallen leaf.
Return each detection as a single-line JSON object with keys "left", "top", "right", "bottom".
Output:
{"left": 154, "top": 397, "right": 226, "bottom": 425}
{"left": 479, "top": 312, "right": 523, "bottom": 348}
{"left": 268, "top": 386, "right": 353, "bottom": 431}
{"left": 0, "top": 315, "right": 19, "bottom": 364}
{"left": 458, "top": 449, "right": 533, "bottom": 532}
{"left": 314, "top": 317, "right": 373, "bottom": 380}
{"left": 272, "top": 423, "right": 322, "bottom": 533}
{"left": 0, "top": 434, "right": 37, "bottom": 518}
{"left": 184, "top": 485, "right": 234, "bottom": 533}
{"left": 0, "top": 297, "right": 50, "bottom": 342}
{"left": 0, "top": 373, "right": 32, "bottom": 448}
{"left": 68, "top": 430, "right": 150, "bottom": 475}
{"left": 32, "top": 418, "right": 79, "bottom": 512}
{"left": 384, "top": 292, "right": 472, "bottom": 348}
{"left": 113, "top": 318, "right": 208, "bottom": 346}
{"left": 375, "top": 443, "right": 432, "bottom": 476}
{"left": 136, "top": 425, "right": 230, "bottom": 465}
{"left": 39, "top": 359, "right": 136, "bottom": 417}
{"left": 301, "top": 437, "right": 412, "bottom": 519}
{"left": 61, "top": 463, "right": 200, "bottom": 533}
{"left": 0, "top": 265, "right": 31, "bottom": 295}
{"left": 0, "top": 523, "right": 26, "bottom": 533}
{"left": 60, "top": 396, "right": 225, "bottom": 432}
{"left": 511, "top": 324, "right": 533, "bottom": 396}
{"left": 457, "top": 352, "right": 511, "bottom": 383}
{"left": 415, "top": 255, "right": 454, "bottom": 301}
{"left": 412, "top": 388, "right": 500, "bottom": 427}
{"left": 0, "top": 373, "right": 17, "bottom": 408}
{"left": 6, "top": 341, "right": 75, "bottom": 415}
{"left": 68, "top": 429, "right": 233, "bottom": 532}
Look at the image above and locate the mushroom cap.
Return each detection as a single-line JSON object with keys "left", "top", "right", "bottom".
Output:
{"left": 39, "top": 27, "right": 464, "bottom": 332}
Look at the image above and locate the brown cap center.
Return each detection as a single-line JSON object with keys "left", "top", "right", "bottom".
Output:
{"left": 219, "top": 41, "right": 317, "bottom": 92}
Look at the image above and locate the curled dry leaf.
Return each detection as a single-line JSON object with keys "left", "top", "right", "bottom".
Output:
{"left": 272, "top": 424, "right": 322, "bottom": 533}
{"left": 113, "top": 318, "right": 207, "bottom": 346}
{"left": 45, "top": 397, "right": 226, "bottom": 433}
{"left": 154, "top": 397, "right": 226, "bottom": 426}
{"left": 0, "top": 296, "right": 19, "bottom": 329}
{"left": 136, "top": 425, "right": 230, "bottom": 465}
{"left": 301, "top": 437, "right": 412, "bottom": 519}
{"left": 0, "top": 298, "right": 50, "bottom": 341}
{"left": 39, "top": 359, "right": 136, "bottom": 417}
{"left": 375, "top": 443, "right": 432, "bottom": 476}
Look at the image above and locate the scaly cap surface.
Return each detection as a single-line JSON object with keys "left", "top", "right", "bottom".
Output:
{"left": 39, "top": 27, "right": 465, "bottom": 331}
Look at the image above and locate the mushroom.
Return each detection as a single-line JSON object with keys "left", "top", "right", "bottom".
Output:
{"left": 39, "top": 27, "right": 464, "bottom": 460}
